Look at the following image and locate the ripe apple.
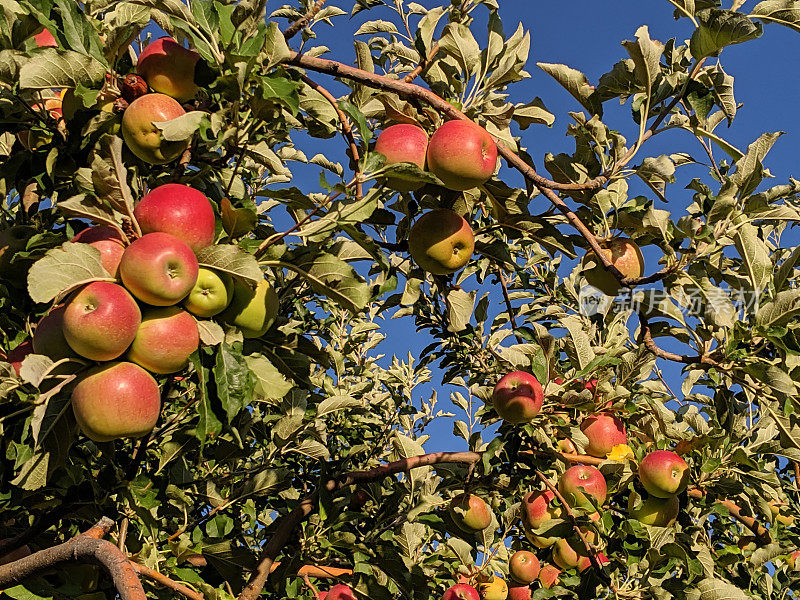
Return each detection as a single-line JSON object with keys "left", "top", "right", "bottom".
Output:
{"left": 449, "top": 493, "right": 493, "bottom": 532}
{"left": 71, "top": 226, "right": 126, "bottom": 278}
{"left": 121, "top": 93, "right": 189, "bottom": 164}
{"left": 62, "top": 282, "right": 141, "bottom": 361}
{"left": 580, "top": 414, "right": 627, "bottom": 458}
{"left": 71, "top": 361, "right": 160, "bottom": 442}
{"left": 33, "top": 28, "right": 57, "bottom": 48}
{"left": 7, "top": 340, "right": 33, "bottom": 376}
{"left": 508, "top": 551, "right": 540, "bottom": 584}
{"left": 317, "top": 593, "right": 327, "bottom": 600}
{"left": 134, "top": 184, "right": 216, "bottom": 252}
{"left": 628, "top": 494, "right": 679, "bottom": 527}
{"left": 219, "top": 278, "right": 279, "bottom": 338}
{"left": 582, "top": 238, "right": 644, "bottom": 296}
{"left": 551, "top": 530, "right": 595, "bottom": 570}
{"left": 183, "top": 267, "right": 233, "bottom": 317}
{"left": 427, "top": 120, "right": 497, "bottom": 191}
{"left": 477, "top": 576, "right": 507, "bottom": 600}
{"left": 558, "top": 465, "right": 607, "bottom": 509}
{"left": 443, "top": 584, "right": 480, "bottom": 600}
{"left": 638, "top": 450, "right": 689, "bottom": 498}
{"left": 32, "top": 305, "right": 78, "bottom": 362}
{"left": 492, "top": 371, "right": 544, "bottom": 424}
{"left": 506, "top": 584, "right": 531, "bottom": 600}
{"left": 325, "top": 585, "right": 355, "bottom": 600}
{"left": 787, "top": 550, "right": 800, "bottom": 570}
{"left": 137, "top": 37, "right": 200, "bottom": 102}
{"left": 119, "top": 232, "right": 199, "bottom": 306}
{"left": 520, "top": 489, "right": 563, "bottom": 548}
{"left": 407, "top": 209, "right": 474, "bottom": 275}
{"left": 127, "top": 307, "right": 199, "bottom": 374}
{"left": 537, "top": 564, "right": 560, "bottom": 589}
{"left": 374, "top": 124, "right": 429, "bottom": 191}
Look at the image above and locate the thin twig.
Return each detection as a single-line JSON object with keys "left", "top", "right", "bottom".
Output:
{"left": 131, "top": 562, "right": 204, "bottom": 600}
{"left": 495, "top": 266, "right": 520, "bottom": 339}
{"left": 284, "top": 0, "right": 329, "bottom": 40}
{"left": 404, "top": 43, "right": 440, "bottom": 83}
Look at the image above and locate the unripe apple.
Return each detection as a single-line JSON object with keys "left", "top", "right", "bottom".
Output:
{"left": 408, "top": 209, "right": 474, "bottom": 275}
{"left": 71, "top": 226, "right": 126, "bottom": 278}
{"left": 427, "top": 120, "right": 497, "bottom": 191}
{"left": 443, "top": 584, "right": 480, "bottom": 600}
{"left": 71, "top": 362, "right": 160, "bottom": 442}
{"left": 580, "top": 414, "right": 627, "bottom": 458}
{"left": 537, "top": 564, "right": 560, "bottom": 589}
{"left": 134, "top": 184, "right": 216, "bottom": 252}
{"left": 7, "top": 340, "right": 33, "bottom": 376}
{"left": 62, "top": 282, "right": 141, "bottom": 361}
{"left": 638, "top": 450, "right": 689, "bottom": 498}
{"left": 119, "top": 232, "right": 199, "bottom": 306}
{"left": 127, "top": 307, "right": 199, "bottom": 374}
{"left": 508, "top": 551, "right": 540, "bottom": 584}
{"left": 520, "top": 489, "right": 563, "bottom": 548}
{"left": 628, "top": 494, "right": 679, "bottom": 527}
{"left": 325, "top": 585, "right": 355, "bottom": 600}
{"left": 558, "top": 465, "right": 607, "bottom": 509}
{"left": 219, "top": 278, "right": 279, "bottom": 338}
{"left": 449, "top": 493, "right": 493, "bottom": 532}
{"left": 374, "top": 124, "right": 429, "bottom": 191}
{"left": 556, "top": 438, "right": 577, "bottom": 454}
{"left": 121, "top": 93, "right": 189, "bottom": 164}
{"left": 582, "top": 238, "right": 644, "bottom": 296}
{"left": 477, "top": 576, "right": 507, "bottom": 600}
{"left": 551, "top": 529, "right": 596, "bottom": 570}
{"left": 768, "top": 500, "right": 795, "bottom": 527}
{"left": 33, "top": 305, "right": 77, "bottom": 361}
{"left": 183, "top": 268, "right": 233, "bottom": 317}
{"left": 33, "top": 28, "right": 57, "bottom": 48}
{"left": 506, "top": 584, "right": 531, "bottom": 600}
{"left": 492, "top": 371, "right": 544, "bottom": 424}
{"left": 137, "top": 37, "right": 200, "bottom": 102}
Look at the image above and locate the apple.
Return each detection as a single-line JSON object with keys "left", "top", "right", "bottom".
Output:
{"left": 506, "top": 584, "right": 531, "bottom": 600}
{"left": 477, "top": 576, "right": 508, "bottom": 600}
{"left": 325, "top": 585, "right": 355, "bottom": 600}
{"left": 62, "top": 282, "right": 141, "bottom": 361}
{"left": 71, "top": 226, "right": 126, "bottom": 278}
{"left": 408, "top": 209, "right": 475, "bottom": 275}
{"left": 121, "top": 93, "right": 189, "bottom": 164}
{"left": 350, "top": 488, "right": 369, "bottom": 510}
{"left": 119, "top": 232, "right": 199, "bottom": 306}
{"left": 219, "top": 278, "right": 279, "bottom": 338}
{"left": 443, "top": 584, "right": 480, "bottom": 600}
{"left": 134, "top": 184, "right": 216, "bottom": 252}
{"left": 32, "top": 305, "right": 77, "bottom": 362}
{"left": 16, "top": 97, "right": 63, "bottom": 150}
{"left": 556, "top": 438, "right": 577, "bottom": 454}
{"left": 582, "top": 238, "right": 644, "bottom": 296}
{"left": 492, "top": 371, "right": 544, "bottom": 424}
{"left": 628, "top": 494, "right": 679, "bottom": 527}
{"left": 768, "top": 500, "right": 795, "bottom": 527}
{"left": 508, "top": 551, "right": 540, "bottom": 584}
{"left": 374, "top": 124, "right": 429, "bottom": 191}
{"left": 183, "top": 268, "right": 233, "bottom": 317}
{"left": 551, "top": 529, "right": 597, "bottom": 571}
{"left": 449, "top": 493, "right": 493, "bottom": 532}
{"left": 121, "top": 74, "right": 149, "bottom": 103}
{"left": 7, "top": 340, "right": 33, "bottom": 376}
{"left": 427, "top": 120, "right": 497, "bottom": 191}
{"left": 137, "top": 37, "right": 200, "bottom": 102}
{"left": 537, "top": 564, "right": 560, "bottom": 589}
{"left": 520, "top": 489, "right": 563, "bottom": 548}
{"left": 558, "top": 465, "right": 607, "bottom": 509}
{"left": 787, "top": 550, "right": 800, "bottom": 571}
{"left": 580, "top": 414, "right": 627, "bottom": 458}
{"left": 71, "top": 361, "right": 160, "bottom": 442}
{"left": 317, "top": 593, "right": 327, "bottom": 600}
{"left": 33, "top": 28, "right": 57, "bottom": 48}
{"left": 638, "top": 450, "right": 689, "bottom": 498}
{"left": 127, "top": 307, "right": 199, "bottom": 374}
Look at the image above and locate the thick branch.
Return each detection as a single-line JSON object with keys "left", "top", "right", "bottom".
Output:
{"left": 131, "top": 562, "right": 204, "bottom": 600}
{"left": 284, "top": 0, "right": 328, "bottom": 40}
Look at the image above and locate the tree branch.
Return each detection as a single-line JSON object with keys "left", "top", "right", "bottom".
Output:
{"left": 687, "top": 488, "right": 771, "bottom": 545}
{"left": 284, "top": 0, "right": 328, "bottom": 40}
{"left": 638, "top": 312, "right": 721, "bottom": 367}
{"left": 403, "top": 43, "right": 440, "bottom": 83}
{"left": 131, "top": 562, "right": 204, "bottom": 600}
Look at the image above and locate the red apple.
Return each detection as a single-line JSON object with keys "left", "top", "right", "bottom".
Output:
{"left": 508, "top": 551, "right": 540, "bottom": 584}
{"left": 492, "top": 371, "right": 544, "bottom": 424}
{"left": 787, "top": 550, "right": 800, "bottom": 571}
{"left": 119, "top": 232, "right": 199, "bottom": 306}
{"left": 427, "top": 120, "right": 497, "bottom": 191}
{"left": 538, "top": 564, "right": 560, "bottom": 589}
{"left": 32, "top": 305, "right": 77, "bottom": 361}
{"left": 134, "top": 184, "right": 216, "bottom": 252}
{"left": 137, "top": 37, "right": 200, "bottom": 102}
{"left": 558, "top": 465, "right": 607, "bottom": 509}
{"left": 71, "top": 226, "right": 126, "bottom": 278}
{"left": 62, "top": 282, "right": 141, "bottom": 361}
{"left": 408, "top": 209, "right": 474, "bottom": 275}
{"left": 506, "top": 584, "right": 531, "bottom": 600}
{"left": 121, "top": 93, "right": 189, "bottom": 164}
{"left": 127, "top": 307, "right": 199, "bottom": 374}
{"left": 449, "top": 493, "right": 493, "bottom": 532}
{"left": 520, "top": 490, "right": 563, "bottom": 548}
{"left": 551, "top": 529, "right": 596, "bottom": 570}
{"left": 374, "top": 124, "right": 429, "bottom": 191}
{"left": 628, "top": 494, "right": 679, "bottom": 527}
{"left": 325, "top": 585, "right": 355, "bottom": 600}
{"left": 71, "top": 362, "right": 160, "bottom": 442}
{"left": 7, "top": 340, "right": 33, "bottom": 376}
{"left": 580, "top": 414, "right": 627, "bottom": 458}
{"left": 33, "top": 28, "right": 57, "bottom": 48}
{"left": 443, "top": 584, "right": 480, "bottom": 600}
{"left": 317, "top": 593, "right": 327, "bottom": 600}
{"left": 638, "top": 451, "right": 689, "bottom": 498}
{"left": 582, "top": 238, "right": 644, "bottom": 296}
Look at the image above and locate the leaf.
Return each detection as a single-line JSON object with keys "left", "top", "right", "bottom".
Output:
{"left": 317, "top": 394, "right": 360, "bottom": 417}
{"left": 197, "top": 320, "right": 225, "bottom": 346}
{"left": 696, "top": 578, "right": 751, "bottom": 600}
{"left": 19, "top": 49, "right": 106, "bottom": 89}
{"left": 196, "top": 245, "right": 262, "bottom": 285}
{"left": 213, "top": 343, "right": 254, "bottom": 422}
{"left": 733, "top": 222, "right": 771, "bottom": 296}
{"left": 190, "top": 351, "right": 222, "bottom": 444}
{"left": 221, "top": 198, "right": 257, "bottom": 238}
{"left": 698, "top": 64, "right": 737, "bottom": 122}
{"left": 561, "top": 315, "right": 596, "bottom": 370}
{"left": 512, "top": 98, "right": 555, "bottom": 129}
{"left": 244, "top": 354, "right": 293, "bottom": 399}
{"left": 90, "top": 135, "right": 135, "bottom": 216}
{"left": 354, "top": 20, "right": 399, "bottom": 36}
{"left": 537, "top": 62, "right": 601, "bottom": 116}
{"left": 262, "top": 21, "right": 291, "bottom": 69}
{"left": 27, "top": 243, "right": 113, "bottom": 304}
{"left": 732, "top": 132, "right": 784, "bottom": 196}
{"left": 57, "top": 194, "right": 123, "bottom": 231}
{"left": 153, "top": 111, "right": 206, "bottom": 142}
{"left": 690, "top": 9, "right": 763, "bottom": 59}
{"left": 445, "top": 288, "right": 476, "bottom": 332}
{"left": 439, "top": 23, "right": 481, "bottom": 77}
{"left": 19, "top": 354, "right": 55, "bottom": 387}
{"left": 752, "top": 0, "right": 800, "bottom": 32}
{"left": 279, "top": 254, "right": 370, "bottom": 313}
{"left": 621, "top": 25, "right": 664, "bottom": 92}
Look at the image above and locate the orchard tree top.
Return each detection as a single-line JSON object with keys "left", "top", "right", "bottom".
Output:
{"left": 0, "top": 0, "right": 799, "bottom": 599}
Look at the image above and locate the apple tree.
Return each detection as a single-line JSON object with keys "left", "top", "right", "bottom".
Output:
{"left": 0, "top": 1, "right": 799, "bottom": 599}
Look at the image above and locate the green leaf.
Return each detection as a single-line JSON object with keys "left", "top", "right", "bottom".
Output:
{"left": 752, "top": 0, "right": 800, "bottom": 32}
{"left": 561, "top": 315, "right": 595, "bottom": 370}
{"left": 190, "top": 351, "right": 222, "bottom": 444}
{"left": 732, "top": 131, "right": 784, "bottom": 196}
{"left": 696, "top": 578, "right": 751, "bottom": 600}
{"left": 214, "top": 343, "right": 254, "bottom": 422}
{"left": 439, "top": 22, "right": 481, "bottom": 78}
{"left": 271, "top": 254, "right": 370, "bottom": 313}
{"left": 196, "top": 244, "right": 263, "bottom": 286}
{"left": 197, "top": 319, "right": 225, "bottom": 346}
{"left": 445, "top": 288, "right": 476, "bottom": 332}
{"left": 262, "top": 21, "right": 291, "bottom": 69}
{"left": 19, "top": 49, "right": 106, "bottom": 89}
{"left": 244, "top": 354, "right": 293, "bottom": 399}
{"left": 338, "top": 100, "right": 372, "bottom": 143}
{"left": 512, "top": 98, "right": 555, "bottom": 129}
{"left": 537, "top": 62, "right": 601, "bottom": 116}
{"left": 733, "top": 222, "right": 772, "bottom": 296}
{"left": 153, "top": 111, "right": 206, "bottom": 142}
{"left": 27, "top": 242, "right": 113, "bottom": 304}
{"left": 90, "top": 135, "right": 135, "bottom": 217}
{"left": 690, "top": 9, "right": 763, "bottom": 59}
{"left": 317, "top": 394, "right": 360, "bottom": 417}
{"left": 622, "top": 25, "right": 664, "bottom": 92}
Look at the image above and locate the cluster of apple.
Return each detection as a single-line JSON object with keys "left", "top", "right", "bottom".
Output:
{"left": 28, "top": 183, "right": 277, "bottom": 442}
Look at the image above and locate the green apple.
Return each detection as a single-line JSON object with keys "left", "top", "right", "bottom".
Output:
{"left": 628, "top": 494, "right": 679, "bottom": 527}
{"left": 184, "top": 268, "right": 234, "bottom": 317}
{"left": 219, "top": 278, "right": 279, "bottom": 338}
{"left": 408, "top": 209, "right": 475, "bottom": 275}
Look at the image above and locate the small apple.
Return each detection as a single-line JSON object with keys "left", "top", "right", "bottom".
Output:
{"left": 127, "top": 307, "right": 199, "bottom": 374}
{"left": 443, "top": 584, "right": 480, "bottom": 600}
{"left": 33, "top": 28, "right": 57, "bottom": 48}
{"left": 580, "top": 414, "right": 627, "bottom": 458}
{"left": 7, "top": 340, "right": 33, "bottom": 376}
{"left": 183, "top": 268, "right": 233, "bottom": 317}
{"left": 350, "top": 488, "right": 369, "bottom": 510}
{"left": 119, "top": 232, "right": 199, "bottom": 306}
{"left": 768, "top": 500, "right": 795, "bottom": 527}
{"left": 427, "top": 120, "right": 497, "bottom": 191}
{"left": 134, "top": 184, "right": 216, "bottom": 252}
{"left": 71, "top": 361, "right": 161, "bottom": 442}
{"left": 520, "top": 489, "right": 563, "bottom": 548}
{"left": 537, "top": 564, "right": 560, "bottom": 589}
{"left": 551, "top": 530, "right": 596, "bottom": 570}
{"left": 408, "top": 209, "right": 475, "bottom": 275}
{"left": 449, "top": 493, "right": 493, "bottom": 533}
{"left": 787, "top": 550, "right": 800, "bottom": 571}
{"left": 492, "top": 371, "right": 544, "bottom": 424}
{"left": 477, "top": 576, "right": 508, "bottom": 600}
{"left": 558, "top": 465, "right": 607, "bottom": 509}
{"left": 121, "top": 93, "right": 189, "bottom": 164}
{"left": 137, "top": 37, "right": 201, "bottom": 102}
{"left": 582, "top": 238, "right": 644, "bottom": 296}
{"left": 325, "top": 585, "right": 355, "bottom": 600}
{"left": 71, "top": 226, "right": 126, "bottom": 278}
{"left": 556, "top": 438, "right": 577, "bottom": 454}
{"left": 374, "top": 124, "right": 429, "bottom": 191}
{"left": 219, "top": 278, "right": 279, "bottom": 338}
{"left": 506, "top": 584, "right": 531, "bottom": 600}
{"left": 638, "top": 450, "right": 689, "bottom": 498}
{"left": 628, "top": 494, "right": 679, "bottom": 527}
{"left": 121, "top": 74, "right": 149, "bottom": 103}
{"left": 62, "top": 282, "right": 141, "bottom": 361}
{"left": 508, "top": 551, "right": 540, "bottom": 584}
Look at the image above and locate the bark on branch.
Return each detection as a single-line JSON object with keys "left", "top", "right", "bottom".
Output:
{"left": 131, "top": 562, "right": 204, "bottom": 600}
{"left": 284, "top": 0, "right": 328, "bottom": 40}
